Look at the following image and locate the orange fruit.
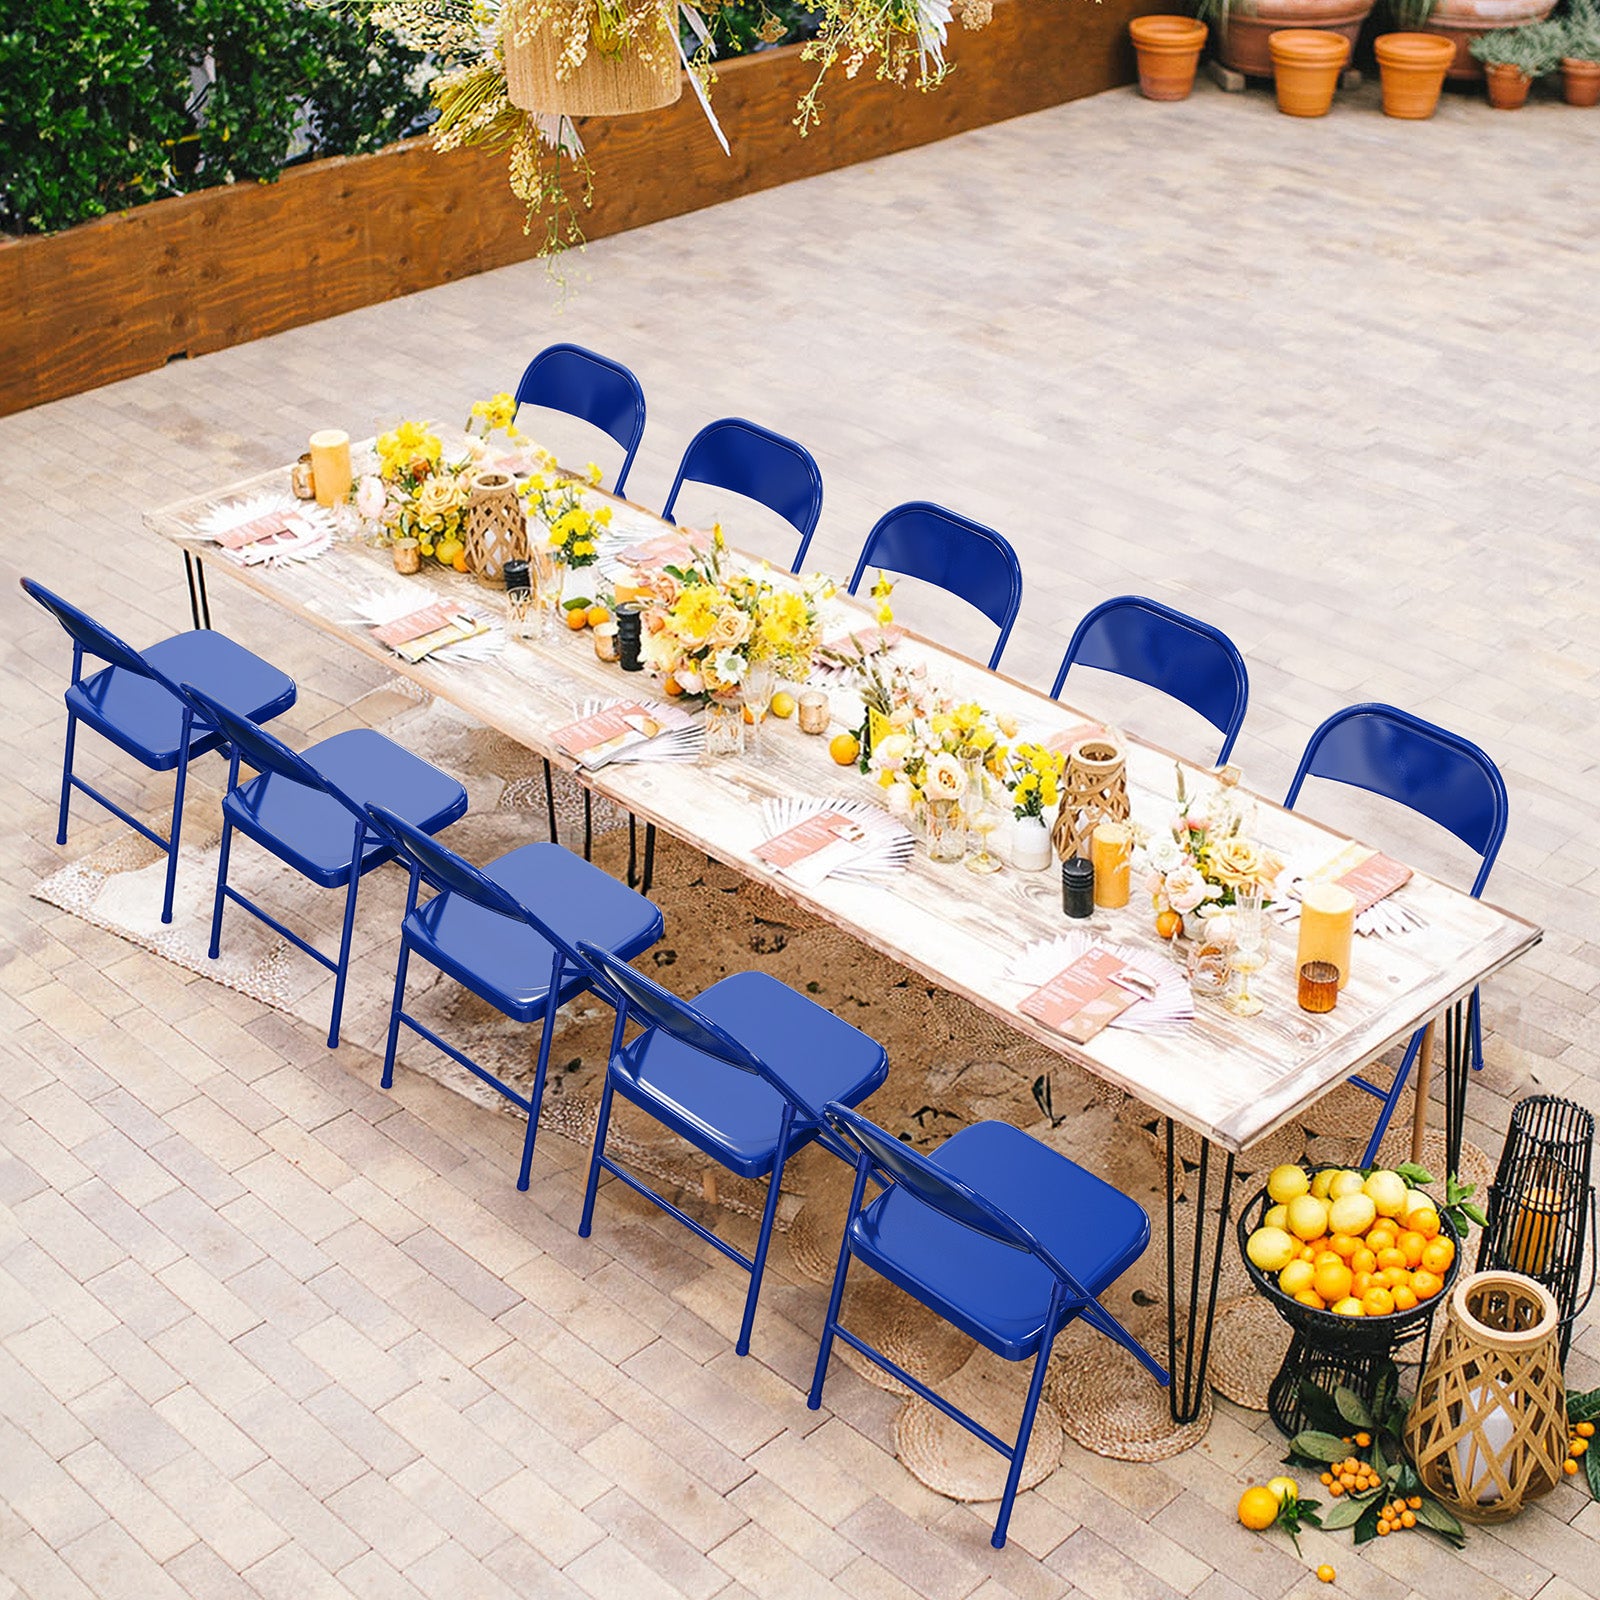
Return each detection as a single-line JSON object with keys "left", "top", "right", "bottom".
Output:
{"left": 1367, "top": 1226, "right": 1397, "bottom": 1255}
{"left": 1391, "top": 1284, "right": 1418, "bottom": 1312}
{"left": 1406, "top": 1208, "right": 1441, "bottom": 1239}
{"left": 828, "top": 732, "right": 860, "bottom": 767}
{"left": 1397, "top": 1231, "right": 1427, "bottom": 1268}
{"left": 1376, "top": 1247, "right": 1407, "bottom": 1272}
{"left": 1351, "top": 1247, "right": 1377, "bottom": 1275}
{"left": 451, "top": 551, "right": 471, "bottom": 573}
{"left": 1411, "top": 1269, "right": 1443, "bottom": 1300}
{"left": 1421, "top": 1237, "right": 1454, "bottom": 1275}
{"left": 1312, "top": 1261, "right": 1352, "bottom": 1303}
{"left": 1329, "top": 1234, "right": 1360, "bottom": 1260}
{"left": 564, "top": 606, "right": 589, "bottom": 630}
{"left": 1362, "top": 1287, "right": 1395, "bottom": 1317}
{"left": 1294, "top": 1289, "right": 1326, "bottom": 1310}
{"left": 1351, "top": 1272, "right": 1374, "bottom": 1298}
{"left": 586, "top": 605, "right": 610, "bottom": 628}
{"left": 1237, "top": 1486, "right": 1280, "bottom": 1531}
{"left": 1317, "top": 1565, "right": 1336, "bottom": 1584}
{"left": 1378, "top": 1266, "right": 1408, "bottom": 1289}
{"left": 1156, "top": 909, "right": 1183, "bottom": 941}
{"left": 662, "top": 675, "right": 684, "bottom": 697}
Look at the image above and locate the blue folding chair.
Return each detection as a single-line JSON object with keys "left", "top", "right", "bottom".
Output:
{"left": 512, "top": 343, "right": 648, "bottom": 497}
{"left": 181, "top": 685, "right": 467, "bottom": 1048}
{"left": 846, "top": 502, "right": 1023, "bottom": 670}
{"left": 1284, "top": 703, "right": 1509, "bottom": 1164}
{"left": 575, "top": 940, "right": 888, "bottom": 1356}
{"left": 362, "top": 804, "right": 662, "bottom": 1190}
{"left": 661, "top": 418, "right": 825, "bottom": 574}
{"left": 1050, "top": 595, "right": 1250, "bottom": 764}
{"left": 810, "top": 1104, "right": 1166, "bottom": 1548}
{"left": 22, "top": 578, "right": 297, "bottom": 925}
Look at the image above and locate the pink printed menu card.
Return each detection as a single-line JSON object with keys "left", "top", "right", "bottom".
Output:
{"left": 215, "top": 510, "right": 315, "bottom": 551}
{"left": 1019, "top": 947, "right": 1139, "bottom": 1044}
{"left": 753, "top": 812, "right": 864, "bottom": 870}
{"left": 552, "top": 702, "right": 664, "bottom": 767}
{"left": 371, "top": 602, "right": 462, "bottom": 650}
{"left": 1336, "top": 852, "right": 1413, "bottom": 915}
{"left": 819, "top": 624, "right": 905, "bottom": 659}
{"left": 619, "top": 533, "right": 694, "bottom": 570}
{"left": 1047, "top": 721, "right": 1108, "bottom": 757}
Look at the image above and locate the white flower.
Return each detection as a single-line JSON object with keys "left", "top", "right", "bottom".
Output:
{"left": 1145, "top": 834, "right": 1183, "bottom": 874}
{"left": 711, "top": 648, "right": 747, "bottom": 685}
{"left": 924, "top": 753, "right": 966, "bottom": 800}
{"left": 1163, "top": 864, "right": 1209, "bottom": 914}
{"left": 870, "top": 732, "right": 912, "bottom": 773}
{"left": 355, "top": 475, "right": 387, "bottom": 521}
{"left": 676, "top": 668, "right": 703, "bottom": 694}
{"left": 884, "top": 780, "right": 915, "bottom": 818}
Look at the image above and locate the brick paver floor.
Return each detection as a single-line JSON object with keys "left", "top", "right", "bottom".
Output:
{"left": 3, "top": 73, "right": 1598, "bottom": 1600}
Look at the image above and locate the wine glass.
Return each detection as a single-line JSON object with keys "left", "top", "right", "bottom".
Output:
{"left": 742, "top": 661, "right": 776, "bottom": 754}
{"left": 964, "top": 764, "right": 1003, "bottom": 874}
{"left": 1225, "top": 887, "right": 1267, "bottom": 1018}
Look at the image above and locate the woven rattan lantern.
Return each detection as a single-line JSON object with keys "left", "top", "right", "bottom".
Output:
{"left": 502, "top": 0, "right": 682, "bottom": 116}
{"left": 1051, "top": 736, "right": 1130, "bottom": 860}
{"left": 1405, "top": 1271, "right": 1568, "bottom": 1521}
{"left": 462, "top": 470, "right": 527, "bottom": 585}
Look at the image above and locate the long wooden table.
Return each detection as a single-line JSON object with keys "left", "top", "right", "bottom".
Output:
{"left": 147, "top": 462, "right": 1541, "bottom": 1425}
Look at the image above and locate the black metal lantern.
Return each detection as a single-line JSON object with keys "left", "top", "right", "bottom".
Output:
{"left": 1476, "top": 1095, "right": 1595, "bottom": 1363}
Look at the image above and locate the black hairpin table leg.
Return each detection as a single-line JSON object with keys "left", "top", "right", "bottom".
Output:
{"left": 1166, "top": 1120, "right": 1237, "bottom": 1424}
{"left": 583, "top": 789, "right": 593, "bottom": 861}
{"left": 642, "top": 822, "right": 656, "bottom": 894}
{"left": 542, "top": 760, "right": 558, "bottom": 845}
{"left": 183, "top": 552, "right": 212, "bottom": 630}
{"left": 1441, "top": 993, "right": 1477, "bottom": 1184}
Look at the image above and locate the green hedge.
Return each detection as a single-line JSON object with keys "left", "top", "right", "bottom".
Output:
{"left": 0, "top": 0, "right": 433, "bottom": 236}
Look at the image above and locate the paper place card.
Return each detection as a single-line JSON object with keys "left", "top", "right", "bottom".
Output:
{"left": 370, "top": 603, "right": 488, "bottom": 663}
{"left": 819, "top": 623, "right": 905, "bottom": 659}
{"left": 215, "top": 510, "right": 321, "bottom": 552}
{"left": 553, "top": 701, "right": 670, "bottom": 768}
{"left": 619, "top": 532, "right": 694, "bottom": 570}
{"left": 1337, "top": 852, "right": 1413, "bottom": 915}
{"left": 1019, "top": 947, "right": 1140, "bottom": 1044}
{"left": 754, "top": 812, "right": 870, "bottom": 887}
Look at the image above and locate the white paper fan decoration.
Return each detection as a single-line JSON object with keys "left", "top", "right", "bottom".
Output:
{"left": 756, "top": 795, "right": 916, "bottom": 886}
{"left": 193, "top": 493, "right": 334, "bottom": 568}
{"left": 1007, "top": 934, "right": 1195, "bottom": 1034}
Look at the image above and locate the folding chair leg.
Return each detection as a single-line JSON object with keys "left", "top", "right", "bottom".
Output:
{"left": 736, "top": 1115, "right": 793, "bottom": 1357}
{"left": 518, "top": 992, "right": 562, "bottom": 1192}
{"left": 1360, "top": 1026, "right": 1425, "bottom": 1168}
{"left": 56, "top": 711, "right": 78, "bottom": 846}
{"left": 325, "top": 870, "right": 363, "bottom": 1048}
{"left": 809, "top": 1156, "right": 871, "bottom": 1409}
{"left": 579, "top": 1073, "right": 616, "bottom": 1238}
{"left": 993, "top": 1315, "right": 1060, "bottom": 1550}
{"left": 160, "top": 744, "right": 190, "bottom": 925}
{"left": 208, "top": 817, "right": 235, "bottom": 960}
{"left": 381, "top": 934, "right": 413, "bottom": 1090}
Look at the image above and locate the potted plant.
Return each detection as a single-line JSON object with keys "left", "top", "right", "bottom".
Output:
{"left": 1411, "top": 0, "right": 1558, "bottom": 79}
{"left": 1468, "top": 21, "right": 1561, "bottom": 102}
{"left": 1558, "top": 0, "right": 1600, "bottom": 101}
{"left": 1374, "top": 28, "right": 1459, "bottom": 112}
{"left": 1196, "top": 0, "right": 1376, "bottom": 76}
{"left": 1268, "top": 26, "right": 1353, "bottom": 112}
{"left": 1129, "top": 13, "right": 1211, "bottom": 99}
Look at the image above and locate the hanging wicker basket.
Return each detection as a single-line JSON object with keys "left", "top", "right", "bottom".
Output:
{"left": 1404, "top": 1271, "right": 1568, "bottom": 1521}
{"left": 1052, "top": 736, "right": 1130, "bottom": 860}
{"left": 502, "top": 0, "right": 683, "bottom": 117}
{"left": 462, "top": 470, "right": 528, "bottom": 585}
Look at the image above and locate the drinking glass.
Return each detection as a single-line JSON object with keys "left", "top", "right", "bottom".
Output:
{"left": 963, "top": 760, "right": 1002, "bottom": 875}
{"left": 1225, "top": 888, "right": 1267, "bottom": 1018}
{"left": 743, "top": 662, "right": 776, "bottom": 755}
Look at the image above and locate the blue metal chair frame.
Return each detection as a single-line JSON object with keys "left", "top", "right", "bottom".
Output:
{"left": 512, "top": 343, "right": 648, "bottom": 496}
{"left": 660, "top": 417, "right": 825, "bottom": 574}
{"left": 575, "top": 940, "right": 887, "bottom": 1356}
{"left": 22, "top": 578, "right": 296, "bottom": 924}
{"left": 183, "top": 685, "right": 466, "bottom": 1049}
{"left": 1050, "top": 595, "right": 1250, "bottom": 764}
{"left": 1284, "top": 703, "right": 1510, "bottom": 1165}
{"left": 846, "top": 502, "right": 1023, "bottom": 670}
{"left": 363, "top": 804, "right": 662, "bottom": 1191}
{"left": 809, "top": 1104, "right": 1166, "bottom": 1548}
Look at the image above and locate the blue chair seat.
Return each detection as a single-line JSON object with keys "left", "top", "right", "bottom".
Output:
{"left": 404, "top": 842, "right": 663, "bottom": 1023}
{"left": 611, "top": 971, "right": 889, "bottom": 1178}
{"left": 223, "top": 728, "right": 465, "bottom": 888}
{"left": 848, "top": 1121, "right": 1150, "bottom": 1361}
{"left": 66, "top": 631, "right": 296, "bottom": 770}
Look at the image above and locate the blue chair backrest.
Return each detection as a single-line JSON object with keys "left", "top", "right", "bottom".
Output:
{"left": 661, "top": 418, "right": 824, "bottom": 574}
{"left": 22, "top": 578, "right": 158, "bottom": 682}
{"left": 846, "top": 502, "right": 1023, "bottom": 670}
{"left": 1284, "top": 703, "right": 1508, "bottom": 897}
{"left": 513, "top": 343, "right": 647, "bottom": 495}
{"left": 1050, "top": 596, "right": 1250, "bottom": 763}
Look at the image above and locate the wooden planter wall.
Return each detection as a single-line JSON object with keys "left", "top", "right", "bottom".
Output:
{"left": 0, "top": 0, "right": 1150, "bottom": 417}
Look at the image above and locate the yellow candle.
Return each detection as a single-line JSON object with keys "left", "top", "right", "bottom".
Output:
{"left": 1091, "top": 822, "right": 1132, "bottom": 908}
{"left": 613, "top": 569, "right": 645, "bottom": 606}
{"left": 309, "top": 429, "right": 352, "bottom": 508}
{"left": 1297, "top": 881, "right": 1356, "bottom": 989}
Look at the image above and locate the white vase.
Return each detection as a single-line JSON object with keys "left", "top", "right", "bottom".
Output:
{"left": 559, "top": 563, "right": 599, "bottom": 607}
{"left": 1010, "top": 814, "right": 1054, "bottom": 872}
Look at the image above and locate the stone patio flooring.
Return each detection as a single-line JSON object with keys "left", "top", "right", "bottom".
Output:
{"left": 3, "top": 69, "right": 1599, "bottom": 1600}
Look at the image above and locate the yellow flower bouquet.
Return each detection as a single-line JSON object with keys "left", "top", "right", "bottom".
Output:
{"left": 523, "top": 457, "right": 612, "bottom": 569}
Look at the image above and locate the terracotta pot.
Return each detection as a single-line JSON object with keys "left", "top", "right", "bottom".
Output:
{"left": 1129, "top": 15, "right": 1209, "bottom": 100}
{"left": 1374, "top": 31, "right": 1458, "bottom": 116}
{"left": 1419, "top": 0, "right": 1556, "bottom": 80}
{"left": 1216, "top": 0, "right": 1373, "bottom": 76}
{"left": 1562, "top": 56, "right": 1600, "bottom": 104}
{"left": 1483, "top": 60, "right": 1532, "bottom": 106}
{"left": 1269, "top": 27, "right": 1352, "bottom": 113}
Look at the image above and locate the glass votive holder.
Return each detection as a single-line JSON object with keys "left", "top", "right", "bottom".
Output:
{"left": 1298, "top": 960, "right": 1340, "bottom": 1014}
{"left": 506, "top": 584, "right": 536, "bottom": 642}
{"left": 592, "top": 622, "right": 619, "bottom": 663}
{"left": 1187, "top": 939, "right": 1233, "bottom": 1000}
{"left": 391, "top": 537, "right": 421, "bottom": 575}
{"left": 290, "top": 453, "right": 316, "bottom": 499}
{"left": 797, "top": 691, "right": 830, "bottom": 735}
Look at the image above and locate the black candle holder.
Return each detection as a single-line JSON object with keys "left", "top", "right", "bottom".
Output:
{"left": 613, "top": 603, "right": 643, "bottom": 672}
{"left": 1061, "top": 856, "right": 1094, "bottom": 919}
{"left": 502, "top": 558, "right": 530, "bottom": 594}
{"left": 1476, "top": 1094, "right": 1595, "bottom": 1362}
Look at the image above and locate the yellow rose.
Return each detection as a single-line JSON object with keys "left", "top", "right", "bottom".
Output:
{"left": 1209, "top": 838, "right": 1264, "bottom": 889}
{"left": 416, "top": 476, "right": 462, "bottom": 518}
{"left": 708, "top": 608, "right": 753, "bottom": 650}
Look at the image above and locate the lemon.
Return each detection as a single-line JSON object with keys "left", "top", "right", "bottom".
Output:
{"left": 770, "top": 691, "right": 796, "bottom": 719}
{"left": 1278, "top": 1259, "right": 1316, "bottom": 1296}
{"left": 1246, "top": 1226, "right": 1297, "bottom": 1273}
{"left": 1405, "top": 1188, "right": 1437, "bottom": 1219}
{"left": 828, "top": 732, "right": 860, "bottom": 767}
{"left": 1267, "top": 1165, "right": 1309, "bottom": 1205}
{"left": 1364, "top": 1169, "right": 1409, "bottom": 1218}
{"left": 1328, "top": 1193, "right": 1378, "bottom": 1237}
{"left": 1330, "top": 1296, "right": 1365, "bottom": 1317}
{"left": 1328, "top": 1170, "right": 1366, "bottom": 1200}
{"left": 1286, "top": 1194, "right": 1330, "bottom": 1241}
{"left": 1310, "top": 1168, "right": 1336, "bottom": 1200}
{"left": 1264, "top": 1203, "right": 1289, "bottom": 1231}
{"left": 1266, "top": 1476, "right": 1299, "bottom": 1506}
{"left": 434, "top": 536, "right": 464, "bottom": 567}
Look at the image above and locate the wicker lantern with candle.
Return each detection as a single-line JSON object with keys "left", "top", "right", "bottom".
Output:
{"left": 502, "top": 0, "right": 682, "bottom": 116}
{"left": 1051, "top": 736, "right": 1130, "bottom": 860}
{"left": 462, "top": 470, "right": 528, "bottom": 586}
{"left": 1405, "top": 1271, "right": 1569, "bottom": 1521}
